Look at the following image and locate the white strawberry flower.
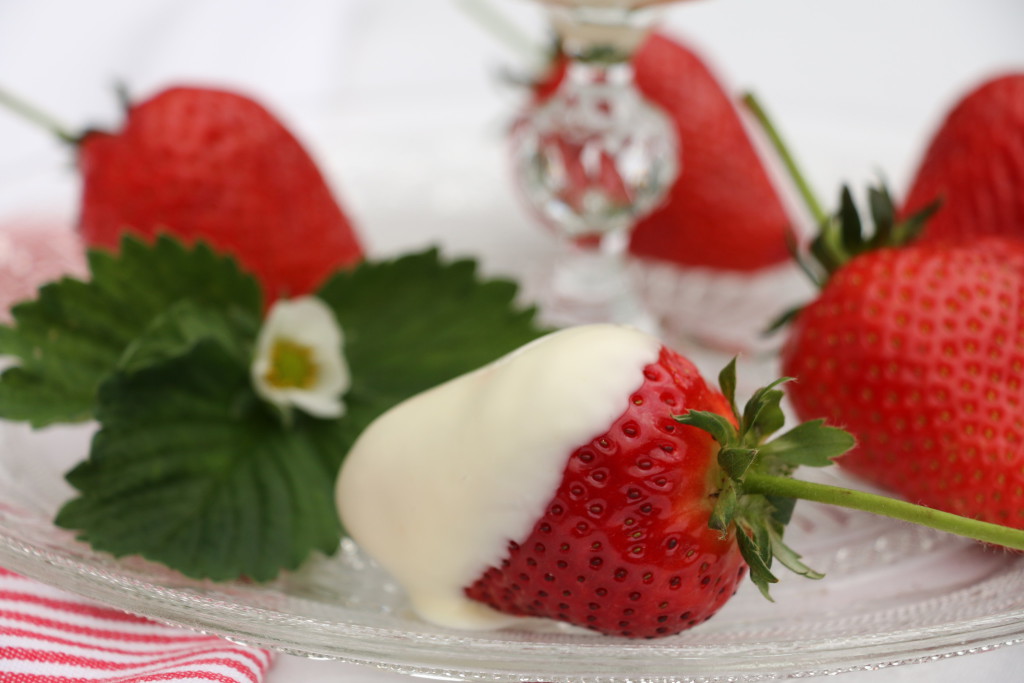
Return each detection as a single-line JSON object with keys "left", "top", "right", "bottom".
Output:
{"left": 251, "top": 296, "right": 349, "bottom": 419}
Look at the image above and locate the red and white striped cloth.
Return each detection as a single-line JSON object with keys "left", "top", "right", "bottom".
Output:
{"left": 0, "top": 225, "right": 277, "bottom": 682}
{"left": 0, "top": 568, "right": 275, "bottom": 682}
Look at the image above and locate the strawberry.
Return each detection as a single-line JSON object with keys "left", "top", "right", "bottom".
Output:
{"left": 69, "top": 86, "right": 363, "bottom": 301}
{"left": 338, "top": 324, "right": 861, "bottom": 639}
{"left": 902, "top": 74, "right": 1024, "bottom": 243}
{"left": 780, "top": 186, "right": 1024, "bottom": 528}
{"left": 463, "top": 344, "right": 745, "bottom": 637}
{"left": 531, "top": 33, "right": 793, "bottom": 272}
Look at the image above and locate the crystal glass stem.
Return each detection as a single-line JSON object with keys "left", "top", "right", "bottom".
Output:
{"left": 512, "top": 56, "right": 678, "bottom": 332}
{"left": 546, "top": 224, "right": 659, "bottom": 330}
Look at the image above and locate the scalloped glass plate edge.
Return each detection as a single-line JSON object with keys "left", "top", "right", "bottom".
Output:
{"left": 1, "top": 510, "right": 1023, "bottom": 682}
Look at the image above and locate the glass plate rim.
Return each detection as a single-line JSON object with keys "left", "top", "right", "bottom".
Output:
{"left": 1, "top": 510, "right": 1023, "bottom": 682}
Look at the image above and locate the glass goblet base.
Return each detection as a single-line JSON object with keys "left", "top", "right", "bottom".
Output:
{"left": 538, "top": 233, "right": 659, "bottom": 334}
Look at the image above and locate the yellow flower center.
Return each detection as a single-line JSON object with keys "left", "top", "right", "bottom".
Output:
{"left": 264, "top": 338, "right": 318, "bottom": 389}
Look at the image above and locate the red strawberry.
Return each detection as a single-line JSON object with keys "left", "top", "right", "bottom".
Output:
{"left": 902, "top": 73, "right": 1024, "bottom": 242}
{"left": 76, "top": 86, "right": 363, "bottom": 301}
{"left": 338, "top": 324, "right": 857, "bottom": 639}
{"left": 781, "top": 190, "right": 1024, "bottom": 528}
{"left": 531, "top": 33, "right": 793, "bottom": 272}
{"left": 463, "top": 344, "right": 745, "bottom": 637}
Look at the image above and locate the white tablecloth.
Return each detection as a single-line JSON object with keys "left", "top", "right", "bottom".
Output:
{"left": 1, "top": 1, "right": 1022, "bottom": 680}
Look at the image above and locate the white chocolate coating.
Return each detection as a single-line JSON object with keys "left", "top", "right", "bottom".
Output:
{"left": 336, "top": 324, "right": 661, "bottom": 629}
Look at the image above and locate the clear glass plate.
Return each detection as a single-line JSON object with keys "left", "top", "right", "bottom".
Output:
{"left": 0, "top": 103, "right": 1022, "bottom": 682}
{"left": 1, "top": 419, "right": 1022, "bottom": 682}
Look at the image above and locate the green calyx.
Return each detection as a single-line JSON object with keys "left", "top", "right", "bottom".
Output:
{"left": 0, "top": 85, "right": 81, "bottom": 144}
{"left": 676, "top": 359, "right": 854, "bottom": 599}
{"left": 678, "top": 360, "right": 1024, "bottom": 600}
{"left": 745, "top": 91, "right": 942, "bottom": 334}
{"left": 797, "top": 183, "right": 939, "bottom": 288}
{"left": 0, "top": 82, "right": 136, "bottom": 146}
{"left": 742, "top": 92, "right": 939, "bottom": 290}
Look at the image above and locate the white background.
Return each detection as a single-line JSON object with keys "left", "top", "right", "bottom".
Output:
{"left": 0, "top": 1, "right": 1022, "bottom": 680}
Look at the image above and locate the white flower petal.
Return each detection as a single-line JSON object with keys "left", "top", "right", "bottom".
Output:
{"left": 251, "top": 296, "right": 350, "bottom": 419}
{"left": 313, "top": 353, "right": 351, "bottom": 397}
{"left": 288, "top": 388, "right": 345, "bottom": 418}
{"left": 263, "top": 297, "right": 343, "bottom": 347}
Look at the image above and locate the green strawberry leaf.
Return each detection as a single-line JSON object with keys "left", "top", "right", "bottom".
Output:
{"left": 690, "top": 358, "right": 1024, "bottom": 602}
{"left": 736, "top": 525, "right": 777, "bottom": 601}
{"left": 119, "top": 299, "right": 258, "bottom": 374}
{"left": 316, "top": 248, "right": 548, "bottom": 470}
{"left": 43, "top": 241, "right": 547, "bottom": 581}
{"left": 675, "top": 410, "right": 735, "bottom": 446}
{"left": 892, "top": 199, "right": 941, "bottom": 246}
{"left": 767, "top": 525, "right": 823, "bottom": 580}
{"left": 717, "top": 357, "right": 739, "bottom": 417}
{"left": 718, "top": 446, "right": 758, "bottom": 482}
{"left": 764, "top": 495, "right": 795, "bottom": 528}
{"left": 709, "top": 485, "right": 737, "bottom": 534}
{"left": 757, "top": 419, "right": 856, "bottom": 468}
{"left": 0, "top": 235, "right": 261, "bottom": 427}
{"left": 741, "top": 378, "right": 789, "bottom": 442}
{"left": 0, "top": 234, "right": 546, "bottom": 580}
{"left": 680, "top": 362, "right": 859, "bottom": 601}
{"left": 803, "top": 182, "right": 942, "bottom": 282}
{"left": 867, "top": 184, "right": 895, "bottom": 246}
{"left": 838, "top": 186, "right": 863, "bottom": 254}
{"left": 56, "top": 339, "right": 343, "bottom": 581}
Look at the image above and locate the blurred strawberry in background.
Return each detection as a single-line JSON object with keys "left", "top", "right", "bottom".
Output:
{"left": 76, "top": 86, "right": 364, "bottom": 302}
{"left": 902, "top": 73, "right": 1024, "bottom": 243}
{"left": 1, "top": 84, "right": 365, "bottom": 305}
{"left": 531, "top": 32, "right": 793, "bottom": 273}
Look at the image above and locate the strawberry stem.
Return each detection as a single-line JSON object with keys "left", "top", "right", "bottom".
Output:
{"left": 0, "top": 86, "right": 77, "bottom": 144}
{"left": 743, "top": 472, "right": 1024, "bottom": 551}
{"left": 742, "top": 92, "right": 827, "bottom": 227}
{"left": 454, "top": 0, "right": 549, "bottom": 66}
